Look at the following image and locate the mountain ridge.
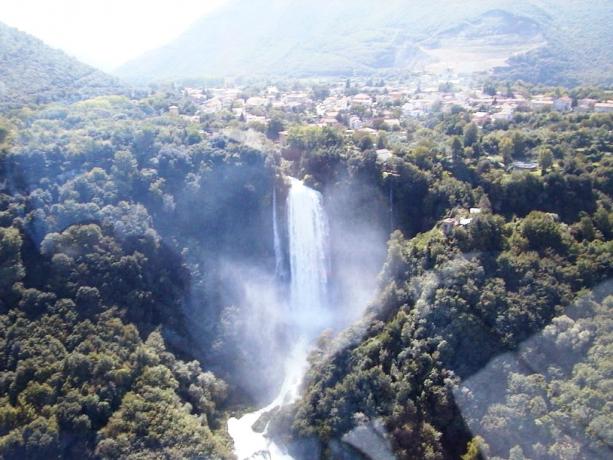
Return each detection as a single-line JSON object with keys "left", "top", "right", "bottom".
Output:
{"left": 115, "top": 0, "right": 613, "bottom": 85}
{"left": 0, "top": 22, "right": 122, "bottom": 109}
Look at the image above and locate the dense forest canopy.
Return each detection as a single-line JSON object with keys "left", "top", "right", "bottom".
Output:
{"left": 0, "top": 22, "right": 122, "bottom": 110}
{"left": 0, "top": 77, "right": 610, "bottom": 458}
{"left": 0, "top": 7, "right": 611, "bottom": 460}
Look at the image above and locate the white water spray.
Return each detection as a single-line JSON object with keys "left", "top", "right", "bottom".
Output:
{"left": 228, "top": 177, "right": 330, "bottom": 460}
{"left": 287, "top": 177, "right": 330, "bottom": 334}
{"left": 272, "top": 186, "right": 284, "bottom": 278}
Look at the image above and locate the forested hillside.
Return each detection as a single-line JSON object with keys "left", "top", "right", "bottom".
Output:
{"left": 0, "top": 78, "right": 610, "bottom": 458}
{"left": 0, "top": 10, "right": 610, "bottom": 453}
{"left": 0, "top": 22, "right": 122, "bottom": 110}
{"left": 280, "top": 221, "right": 611, "bottom": 458}
{"left": 261, "top": 94, "right": 613, "bottom": 459}
{"left": 116, "top": 0, "right": 613, "bottom": 86}
{"left": 0, "top": 93, "right": 280, "bottom": 459}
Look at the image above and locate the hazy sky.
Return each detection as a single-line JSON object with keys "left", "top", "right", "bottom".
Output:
{"left": 0, "top": 0, "right": 229, "bottom": 71}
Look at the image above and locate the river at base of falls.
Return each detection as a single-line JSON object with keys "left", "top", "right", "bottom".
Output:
{"left": 227, "top": 339, "right": 308, "bottom": 460}
{"left": 227, "top": 178, "right": 330, "bottom": 460}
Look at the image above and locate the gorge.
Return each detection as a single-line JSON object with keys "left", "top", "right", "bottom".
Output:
{"left": 228, "top": 177, "right": 332, "bottom": 459}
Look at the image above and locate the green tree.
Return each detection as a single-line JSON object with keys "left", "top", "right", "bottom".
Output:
{"left": 0, "top": 120, "right": 10, "bottom": 149}
{"left": 483, "top": 82, "right": 497, "bottom": 96}
{"left": 592, "top": 207, "right": 611, "bottom": 238}
{"left": 462, "top": 436, "right": 487, "bottom": 460}
{"left": 266, "top": 118, "right": 284, "bottom": 140}
{"left": 358, "top": 136, "right": 374, "bottom": 151}
{"left": 312, "top": 85, "right": 330, "bottom": 101}
{"left": 96, "top": 365, "right": 226, "bottom": 459}
{"left": 463, "top": 123, "right": 479, "bottom": 147}
{"left": 451, "top": 137, "right": 463, "bottom": 163}
{"left": 539, "top": 148, "right": 554, "bottom": 173}
{"left": 0, "top": 227, "right": 25, "bottom": 298}
{"left": 521, "top": 211, "right": 564, "bottom": 251}
{"left": 511, "top": 132, "right": 526, "bottom": 158}
{"left": 111, "top": 151, "right": 137, "bottom": 197}
{"left": 500, "top": 137, "right": 514, "bottom": 166}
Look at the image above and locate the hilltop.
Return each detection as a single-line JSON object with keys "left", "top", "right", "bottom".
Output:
{"left": 0, "top": 22, "right": 122, "bottom": 110}
{"left": 116, "top": 0, "right": 613, "bottom": 86}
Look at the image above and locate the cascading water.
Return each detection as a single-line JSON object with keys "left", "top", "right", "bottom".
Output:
{"left": 287, "top": 177, "right": 330, "bottom": 334}
{"left": 227, "top": 177, "right": 330, "bottom": 460}
{"left": 389, "top": 185, "right": 394, "bottom": 232}
{"left": 272, "top": 186, "right": 284, "bottom": 279}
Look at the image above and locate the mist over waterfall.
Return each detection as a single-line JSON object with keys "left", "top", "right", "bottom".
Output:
{"left": 228, "top": 177, "right": 332, "bottom": 460}
{"left": 272, "top": 186, "right": 285, "bottom": 279}
{"left": 287, "top": 177, "right": 331, "bottom": 335}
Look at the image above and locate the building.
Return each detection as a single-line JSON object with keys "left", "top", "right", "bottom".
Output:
{"left": 577, "top": 98, "right": 597, "bottom": 112}
{"left": 349, "top": 116, "right": 363, "bottom": 130}
{"left": 201, "top": 99, "right": 223, "bottom": 114}
{"left": 245, "top": 96, "right": 268, "bottom": 109}
{"left": 492, "top": 108, "right": 514, "bottom": 122}
{"left": 320, "top": 117, "right": 340, "bottom": 127}
{"left": 402, "top": 98, "right": 436, "bottom": 118}
{"left": 357, "top": 127, "right": 378, "bottom": 137}
{"left": 388, "top": 91, "right": 405, "bottom": 102}
{"left": 352, "top": 93, "right": 373, "bottom": 108}
{"left": 595, "top": 102, "right": 613, "bottom": 113}
{"left": 440, "top": 218, "right": 457, "bottom": 236}
{"left": 245, "top": 114, "right": 267, "bottom": 124}
{"left": 168, "top": 105, "right": 180, "bottom": 117}
{"left": 284, "top": 93, "right": 310, "bottom": 107}
{"left": 512, "top": 161, "right": 539, "bottom": 171}
{"left": 383, "top": 119, "right": 401, "bottom": 129}
{"left": 181, "top": 115, "right": 200, "bottom": 123}
{"left": 184, "top": 87, "right": 205, "bottom": 103}
{"left": 266, "top": 86, "right": 280, "bottom": 97}
{"left": 278, "top": 131, "right": 289, "bottom": 146}
{"left": 472, "top": 112, "right": 491, "bottom": 126}
{"left": 376, "top": 149, "right": 393, "bottom": 163}
{"left": 531, "top": 97, "right": 554, "bottom": 111}
{"left": 553, "top": 96, "right": 573, "bottom": 112}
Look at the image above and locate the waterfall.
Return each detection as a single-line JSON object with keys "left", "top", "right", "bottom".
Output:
{"left": 228, "top": 177, "right": 331, "bottom": 460}
{"left": 272, "top": 186, "right": 284, "bottom": 279}
{"left": 287, "top": 177, "right": 330, "bottom": 333}
{"left": 389, "top": 185, "right": 394, "bottom": 231}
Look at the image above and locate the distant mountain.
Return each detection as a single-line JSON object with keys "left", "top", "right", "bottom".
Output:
{"left": 116, "top": 0, "right": 613, "bottom": 86}
{"left": 0, "top": 22, "right": 122, "bottom": 110}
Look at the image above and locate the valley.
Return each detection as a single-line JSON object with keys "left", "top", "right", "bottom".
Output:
{"left": 0, "top": 2, "right": 611, "bottom": 459}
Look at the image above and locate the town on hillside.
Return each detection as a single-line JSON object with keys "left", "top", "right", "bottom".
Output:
{"left": 163, "top": 73, "right": 612, "bottom": 173}
{"left": 173, "top": 74, "right": 613, "bottom": 132}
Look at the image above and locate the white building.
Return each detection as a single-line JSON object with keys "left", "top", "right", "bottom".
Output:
{"left": 352, "top": 93, "right": 373, "bottom": 108}
{"left": 577, "top": 98, "right": 597, "bottom": 112}
{"left": 383, "top": 119, "right": 401, "bottom": 129}
{"left": 201, "top": 99, "right": 223, "bottom": 114}
{"left": 492, "top": 109, "right": 514, "bottom": 122}
{"left": 531, "top": 97, "right": 554, "bottom": 111}
{"left": 245, "top": 96, "right": 268, "bottom": 109}
{"left": 349, "top": 116, "right": 363, "bottom": 130}
{"left": 553, "top": 96, "right": 573, "bottom": 112}
{"left": 472, "top": 112, "right": 491, "bottom": 126}
{"left": 376, "top": 149, "right": 393, "bottom": 163}
{"left": 595, "top": 102, "right": 613, "bottom": 113}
